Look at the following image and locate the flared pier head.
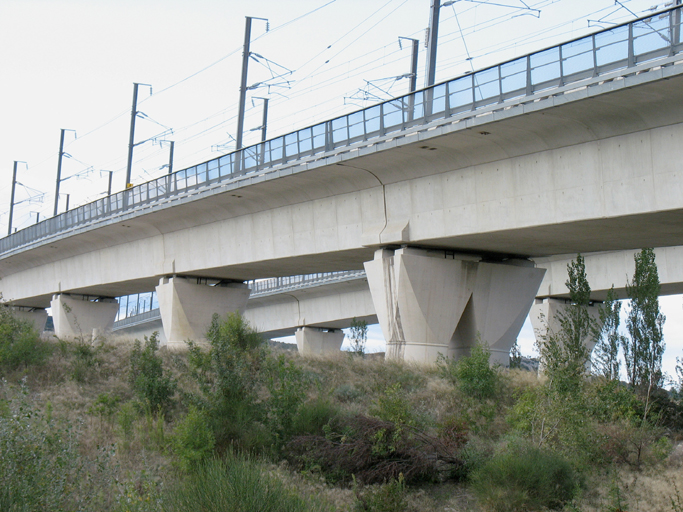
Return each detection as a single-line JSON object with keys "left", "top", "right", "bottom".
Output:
{"left": 364, "top": 247, "right": 545, "bottom": 366}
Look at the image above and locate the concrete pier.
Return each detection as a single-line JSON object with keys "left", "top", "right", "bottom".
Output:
{"left": 51, "top": 294, "right": 118, "bottom": 340}
{"left": 156, "top": 276, "right": 250, "bottom": 349}
{"left": 365, "top": 248, "right": 545, "bottom": 365}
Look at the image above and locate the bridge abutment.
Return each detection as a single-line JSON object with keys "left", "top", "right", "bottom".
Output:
{"left": 156, "top": 277, "right": 250, "bottom": 349}
{"left": 364, "top": 248, "right": 544, "bottom": 365}
{"left": 51, "top": 294, "right": 118, "bottom": 340}
{"left": 295, "top": 326, "right": 345, "bottom": 356}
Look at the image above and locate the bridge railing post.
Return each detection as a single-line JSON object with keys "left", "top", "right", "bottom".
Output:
{"left": 525, "top": 55, "right": 532, "bottom": 96}
{"left": 628, "top": 21, "right": 635, "bottom": 68}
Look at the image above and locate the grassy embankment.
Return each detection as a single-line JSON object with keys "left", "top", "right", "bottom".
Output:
{"left": 1, "top": 308, "right": 682, "bottom": 511}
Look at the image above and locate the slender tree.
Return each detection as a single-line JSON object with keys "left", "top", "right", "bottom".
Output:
{"left": 592, "top": 286, "right": 625, "bottom": 380}
{"left": 539, "top": 254, "right": 595, "bottom": 394}
{"left": 623, "top": 248, "right": 665, "bottom": 392}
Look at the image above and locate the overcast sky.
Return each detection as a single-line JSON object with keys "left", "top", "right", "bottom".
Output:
{"left": 1, "top": 0, "right": 680, "bottom": 382}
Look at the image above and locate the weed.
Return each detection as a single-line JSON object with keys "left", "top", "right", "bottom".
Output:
{"left": 354, "top": 474, "right": 411, "bottom": 512}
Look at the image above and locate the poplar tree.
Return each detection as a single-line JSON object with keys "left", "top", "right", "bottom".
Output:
{"left": 539, "top": 254, "right": 594, "bottom": 394}
{"left": 623, "top": 248, "right": 665, "bottom": 392}
{"left": 592, "top": 286, "right": 625, "bottom": 380}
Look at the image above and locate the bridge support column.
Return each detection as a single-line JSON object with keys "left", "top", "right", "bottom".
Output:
{"left": 529, "top": 298, "right": 602, "bottom": 362}
{"left": 295, "top": 327, "right": 344, "bottom": 356}
{"left": 364, "top": 248, "right": 545, "bottom": 365}
{"left": 51, "top": 294, "right": 119, "bottom": 340}
{"left": 451, "top": 261, "right": 546, "bottom": 366}
{"left": 156, "top": 277, "right": 250, "bottom": 349}
{"left": 10, "top": 307, "right": 48, "bottom": 333}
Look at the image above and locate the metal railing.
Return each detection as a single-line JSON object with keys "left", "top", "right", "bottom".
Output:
{"left": 3, "top": 5, "right": 682, "bottom": 256}
{"left": 113, "top": 270, "right": 367, "bottom": 326}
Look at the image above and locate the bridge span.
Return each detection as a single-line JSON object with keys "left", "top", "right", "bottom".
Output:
{"left": 1, "top": 7, "right": 682, "bottom": 364}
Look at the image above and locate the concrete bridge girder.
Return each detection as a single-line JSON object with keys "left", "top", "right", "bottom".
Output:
{"left": 364, "top": 247, "right": 545, "bottom": 365}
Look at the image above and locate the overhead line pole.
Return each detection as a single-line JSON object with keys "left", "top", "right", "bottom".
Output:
{"left": 125, "top": 83, "right": 141, "bottom": 188}
{"left": 409, "top": 38, "right": 419, "bottom": 93}
{"left": 167, "top": 140, "right": 175, "bottom": 175}
{"left": 8, "top": 161, "right": 19, "bottom": 236}
{"left": 425, "top": 0, "right": 442, "bottom": 88}
{"left": 125, "top": 82, "right": 151, "bottom": 189}
{"left": 53, "top": 128, "right": 75, "bottom": 216}
{"left": 235, "top": 16, "right": 253, "bottom": 154}
{"left": 54, "top": 129, "right": 66, "bottom": 216}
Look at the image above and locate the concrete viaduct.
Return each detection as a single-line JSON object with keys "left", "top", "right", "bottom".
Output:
{"left": 1, "top": 7, "right": 682, "bottom": 365}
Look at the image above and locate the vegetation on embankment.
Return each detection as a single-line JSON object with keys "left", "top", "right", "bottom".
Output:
{"left": 0, "top": 307, "right": 683, "bottom": 511}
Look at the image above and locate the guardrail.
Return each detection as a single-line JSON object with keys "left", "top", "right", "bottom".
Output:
{"left": 113, "top": 270, "right": 367, "bottom": 324}
{"left": 3, "top": 5, "right": 682, "bottom": 256}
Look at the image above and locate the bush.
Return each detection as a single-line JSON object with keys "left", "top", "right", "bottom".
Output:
{"left": 187, "top": 313, "right": 267, "bottom": 451}
{"left": 265, "top": 354, "right": 310, "bottom": 443}
{"left": 0, "top": 306, "right": 51, "bottom": 370}
{"left": 470, "top": 440, "right": 578, "bottom": 511}
{"left": 173, "top": 406, "right": 215, "bottom": 471}
{"left": 166, "top": 453, "right": 333, "bottom": 512}
{"left": 129, "top": 332, "right": 176, "bottom": 413}
{"left": 0, "top": 383, "right": 115, "bottom": 510}
{"left": 70, "top": 338, "right": 103, "bottom": 383}
{"left": 437, "top": 342, "right": 500, "bottom": 400}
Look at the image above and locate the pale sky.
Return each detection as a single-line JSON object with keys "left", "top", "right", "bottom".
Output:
{"left": 1, "top": 0, "right": 681, "bottom": 382}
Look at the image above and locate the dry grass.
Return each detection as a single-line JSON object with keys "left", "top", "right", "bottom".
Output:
{"left": 4, "top": 334, "right": 683, "bottom": 512}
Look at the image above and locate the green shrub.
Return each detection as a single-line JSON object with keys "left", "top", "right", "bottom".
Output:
{"left": 70, "top": 338, "right": 103, "bottom": 383}
{"left": 173, "top": 406, "right": 215, "bottom": 471}
{"left": 129, "top": 332, "right": 176, "bottom": 413}
{"left": 0, "top": 306, "right": 51, "bottom": 370}
{"left": 265, "top": 354, "right": 310, "bottom": 443}
{"left": 166, "top": 453, "right": 333, "bottom": 512}
{"left": 187, "top": 313, "right": 267, "bottom": 451}
{"left": 470, "top": 440, "right": 578, "bottom": 511}
{"left": 370, "top": 383, "right": 417, "bottom": 428}
{"left": 437, "top": 342, "right": 500, "bottom": 400}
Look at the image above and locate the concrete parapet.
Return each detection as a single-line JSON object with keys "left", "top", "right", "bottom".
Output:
{"left": 10, "top": 307, "right": 48, "bottom": 333}
{"left": 295, "top": 326, "right": 345, "bottom": 356}
{"left": 364, "top": 248, "right": 545, "bottom": 365}
{"left": 156, "top": 277, "right": 250, "bottom": 349}
{"left": 51, "top": 294, "right": 118, "bottom": 340}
